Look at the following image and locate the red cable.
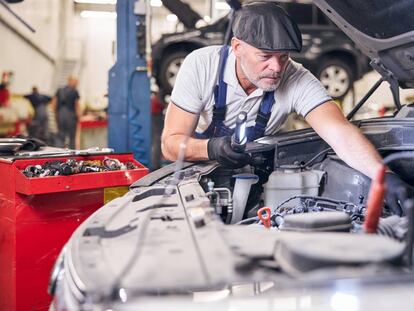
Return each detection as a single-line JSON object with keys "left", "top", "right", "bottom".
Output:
{"left": 364, "top": 165, "right": 386, "bottom": 233}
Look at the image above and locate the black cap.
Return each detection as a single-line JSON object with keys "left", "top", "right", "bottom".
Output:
{"left": 232, "top": 2, "right": 302, "bottom": 52}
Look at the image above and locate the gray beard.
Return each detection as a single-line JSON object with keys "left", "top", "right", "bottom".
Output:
{"left": 240, "top": 62, "right": 281, "bottom": 92}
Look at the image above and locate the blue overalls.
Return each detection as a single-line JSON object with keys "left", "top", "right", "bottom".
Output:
{"left": 194, "top": 45, "right": 275, "bottom": 141}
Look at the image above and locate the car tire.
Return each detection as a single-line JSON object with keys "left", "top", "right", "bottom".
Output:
{"left": 316, "top": 57, "right": 354, "bottom": 100}
{"left": 159, "top": 50, "right": 190, "bottom": 94}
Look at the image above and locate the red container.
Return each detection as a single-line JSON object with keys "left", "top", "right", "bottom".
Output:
{"left": 0, "top": 153, "right": 148, "bottom": 311}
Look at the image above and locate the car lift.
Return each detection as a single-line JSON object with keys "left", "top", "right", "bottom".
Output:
{"left": 108, "top": 0, "right": 152, "bottom": 168}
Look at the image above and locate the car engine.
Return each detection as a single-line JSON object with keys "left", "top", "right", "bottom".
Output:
{"left": 198, "top": 148, "right": 411, "bottom": 243}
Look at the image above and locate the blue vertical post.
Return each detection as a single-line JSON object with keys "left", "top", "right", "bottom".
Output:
{"left": 108, "top": 0, "right": 151, "bottom": 168}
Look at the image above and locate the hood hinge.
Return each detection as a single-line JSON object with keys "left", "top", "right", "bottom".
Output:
{"left": 370, "top": 59, "right": 402, "bottom": 110}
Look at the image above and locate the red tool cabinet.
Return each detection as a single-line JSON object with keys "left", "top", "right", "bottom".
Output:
{"left": 0, "top": 153, "right": 148, "bottom": 311}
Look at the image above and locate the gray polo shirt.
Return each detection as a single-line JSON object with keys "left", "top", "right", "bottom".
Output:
{"left": 170, "top": 45, "right": 331, "bottom": 136}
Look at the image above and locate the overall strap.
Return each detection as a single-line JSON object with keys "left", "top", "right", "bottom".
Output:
{"left": 248, "top": 91, "right": 275, "bottom": 140}
{"left": 212, "top": 45, "right": 230, "bottom": 121}
{"left": 194, "top": 45, "right": 232, "bottom": 139}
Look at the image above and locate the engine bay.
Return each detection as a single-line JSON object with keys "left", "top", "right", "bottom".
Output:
{"left": 49, "top": 121, "right": 414, "bottom": 307}
{"left": 203, "top": 155, "right": 405, "bottom": 227}
{"left": 196, "top": 126, "right": 414, "bottom": 264}
{"left": 121, "top": 112, "right": 414, "bottom": 283}
{"left": 192, "top": 146, "right": 413, "bottom": 277}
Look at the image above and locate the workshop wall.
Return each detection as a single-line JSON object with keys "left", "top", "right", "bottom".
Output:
{"left": 77, "top": 16, "right": 116, "bottom": 110}
{"left": 0, "top": 25, "right": 55, "bottom": 95}
{"left": 0, "top": 0, "right": 61, "bottom": 95}
{"left": 0, "top": 0, "right": 220, "bottom": 109}
{"left": 75, "top": 0, "right": 211, "bottom": 109}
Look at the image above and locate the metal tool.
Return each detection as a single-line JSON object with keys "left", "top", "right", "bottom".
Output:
{"left": 16, "top": 147, "right": 114, "bottom": 158}
{"left": 22, "top": 157, "right": 137, "bottom": 178}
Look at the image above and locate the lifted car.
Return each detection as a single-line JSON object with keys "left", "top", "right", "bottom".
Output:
{"left": 50, "top": 1, "right": 414, "bottom": 310}
{"left": 152, "top": 0, "right": 371, "bottom": 99}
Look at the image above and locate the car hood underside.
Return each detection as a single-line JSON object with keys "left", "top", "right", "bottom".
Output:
{"left": 313, "top": 0, "right": 414, "bottom": 88}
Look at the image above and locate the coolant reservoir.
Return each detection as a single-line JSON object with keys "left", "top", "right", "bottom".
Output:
{"left": 264, "top": 168, "right": 325, "bottom": 209}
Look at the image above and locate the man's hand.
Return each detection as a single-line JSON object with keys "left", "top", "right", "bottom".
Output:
{"left": 207, "top": 136, "right": 250, "bottom": 168}
{"left": 385, "top": 172, "right": 414, "bottom": 216}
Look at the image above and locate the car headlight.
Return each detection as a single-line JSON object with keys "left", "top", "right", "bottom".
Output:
{"left": 48, "top": 245, "right": 67, "bottom": 296}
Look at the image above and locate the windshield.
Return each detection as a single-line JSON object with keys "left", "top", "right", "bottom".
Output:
{"left": 325, "top": 0, "right": 414, "bottom": 39}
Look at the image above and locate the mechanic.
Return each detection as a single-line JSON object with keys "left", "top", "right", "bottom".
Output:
{"left": 0, "top": 72, "right": 11, "bottom": 108}
{"left": 24, "top": 86, "right": 52, "bottom": 142}
{"left": 161, "top": 2, "right": 413, "bottom": 215}
{"left": 51, "top": 76, "right": 81, "bottom": 149}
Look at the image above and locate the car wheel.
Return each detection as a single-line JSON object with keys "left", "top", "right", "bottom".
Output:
{"left": 316, "top": 58, "right": 354, "bottom": 100}
{"left": 159, "top": 51, "right": 190, "bottom": 94}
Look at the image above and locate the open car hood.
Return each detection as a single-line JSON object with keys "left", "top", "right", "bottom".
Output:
{"left": 160, "top": 0, "right": 202, "bottom": 29}
{"left": 313, "top": 0, "right": 414, "bottom": 88}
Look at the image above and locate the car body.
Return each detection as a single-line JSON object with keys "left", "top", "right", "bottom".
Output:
{"left": 151, "top": 0, "right": 371, "bottom": 99}
{"left": 50, "top": 0, "right": 414, "bottom": 310}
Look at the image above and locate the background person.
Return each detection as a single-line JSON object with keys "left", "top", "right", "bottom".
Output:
{"left": 24, "top": 86, "right": 51, "bottom": 142}
{"left": 51, "top": 76, "right": 81, "bottom": 149}
{"left": 0, "top": 72, "right": 11, "bottom": 108}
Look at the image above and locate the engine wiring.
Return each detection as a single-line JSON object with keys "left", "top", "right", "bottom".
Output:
{"left": 236, "top": 195, "right": 363, "bottom": 227}
{"left": 236, "top": 152, "right": 414, "bottom": 243}
{"left": 301, "top": 147, "right": 332, "bottom": 168}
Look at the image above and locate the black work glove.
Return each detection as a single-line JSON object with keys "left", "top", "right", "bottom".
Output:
{"left": 20, "top": 137, "right": 47, "bottom": 151}
{"left": 384, "top": 172, "right": 414, "bottom": 216}
{"left": 207, "top": 136, "right": 250, "bottom": 168}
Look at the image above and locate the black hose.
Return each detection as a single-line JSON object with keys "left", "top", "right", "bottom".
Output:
{"left": 302, "top": 148, "right": 332, "bottom": 168}
{"left": 383, "top": 152, "right": 414, "bottom": 166}
{"left": 273, "top": 195, "right": 356, "bottom": 213}
{"left": 236, "top": 216, "right": 259, "bottom": 225}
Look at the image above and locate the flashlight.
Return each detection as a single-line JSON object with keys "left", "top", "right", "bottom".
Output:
{"left": 231, "top": 111, "right": 248, "bottom": 152}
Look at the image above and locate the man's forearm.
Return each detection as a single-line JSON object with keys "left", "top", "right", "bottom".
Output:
{"left": 329, "top": 123, "right": 383, "bottom": 179}
{"left": 50, "top": 97, "right": 57, "bottom": 112}
{"left": 161, "top": 134, "right": 209, "bottom": 161}
{"left": 306, "top": 102, "right": 384, "bottom": 179}
{"left": 75, "top": 100, "right": 82, "bottom": 119}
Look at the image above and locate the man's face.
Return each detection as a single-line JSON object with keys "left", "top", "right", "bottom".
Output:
{"left": 68, "top": 77, "right": 78, "bottom": 88}
{"left": 232, "top": 39, "right": 290, "bottom": 92}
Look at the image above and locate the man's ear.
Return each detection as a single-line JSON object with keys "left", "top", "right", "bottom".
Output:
{"left": 231, "top": 37, "right": 242, "bottom": 57}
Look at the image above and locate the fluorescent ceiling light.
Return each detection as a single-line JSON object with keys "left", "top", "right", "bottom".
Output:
{"left": 80, "top": 10, "right": 117, "bottom": 18}
{"left": 215, "top": 2, "right": 230, "bottom": 10}
{"left": 150, "top": 0, "right": 162, "bottom": 7}
{"left": 75, "top": 0, "right": 117, "bottom": 4}
{"left": 166, "top": 14, "right": 177, "bottom": 22}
